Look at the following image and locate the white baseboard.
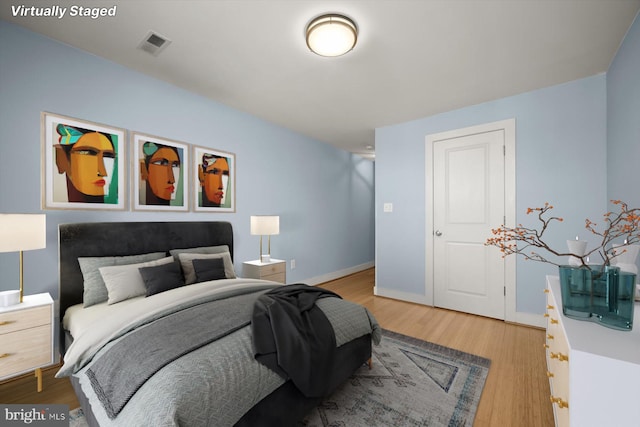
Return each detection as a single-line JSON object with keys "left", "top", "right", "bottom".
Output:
{"left": 373, "top": 287, "right": 430, "bottom": 305}
{"left": 303, "top": 261, "right": 375, "bottom": 286}
{"left": 305, "top": 264, "right": 546, "bottom": 328}
{"left": 512, "top": 311, "right": 546, "bottom": 328}
{"left": 374, "top": 286, "right": 545, "bottom": 328}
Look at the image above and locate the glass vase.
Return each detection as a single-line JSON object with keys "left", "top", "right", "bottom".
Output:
{"left": 558, "top": 265, "right": 636, "bottom": 331}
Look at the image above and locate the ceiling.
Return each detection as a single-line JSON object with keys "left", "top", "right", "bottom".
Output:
{"left": 2, "top": 1, "right": 639, "bottom": 159}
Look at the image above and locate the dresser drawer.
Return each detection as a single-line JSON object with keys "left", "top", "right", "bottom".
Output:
{"left": 0, "top": 305, "right": 51, "bottom": 335}
{"left": 0, "top": 325, "right": 52, "bottom": 378}
{"left": 545, "top": 286, "right": 570, "bottom": 427}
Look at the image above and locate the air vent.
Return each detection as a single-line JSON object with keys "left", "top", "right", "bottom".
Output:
{"left": 137, "top": 31, "right": 171, "bottom": 56}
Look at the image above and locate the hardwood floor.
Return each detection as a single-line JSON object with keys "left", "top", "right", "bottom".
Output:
{"left": 0, "top": 365, "right": 79, "bottom": 407}
{"left": 0, "top": 268, "right": 555, "bottom": 426}
{"left": 320, "top": 268, "right": 555, "bottom": 427}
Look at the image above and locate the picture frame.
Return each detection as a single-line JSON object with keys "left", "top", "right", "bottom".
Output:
{"left": 132, "top": 132, "right": 189, "bottom": 212}
{"left": 42, "top": 112, "right": 126, "bottom": 210}
{"left": 192, "top": 145, "right": 235, "bottom": 213}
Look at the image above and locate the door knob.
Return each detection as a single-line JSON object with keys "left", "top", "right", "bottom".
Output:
{"left": 435, "top": 230, "right": 442, "bottom": 236}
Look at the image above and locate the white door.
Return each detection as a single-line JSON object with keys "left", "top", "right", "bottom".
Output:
{"left": 432, "top": 129, "right": 505, "bottom": 319}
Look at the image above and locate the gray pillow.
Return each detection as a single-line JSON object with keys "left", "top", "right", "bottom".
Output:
{"left": 169, "top": 245, "right": 230, "bottom": 262}
{"left": 78, "top": 252, "right": 166, "bottom": 307}
{"left": 192, "top": 258, "right": 226, "bottom": 283}
{"left": 177, "top": 252, "right": 236, "bottom": 284}
{"left": 139, "top": 261, "right": 185, "bottom": 296}
{"left": 99, "top": 256, "right": 174, "bottom": 305}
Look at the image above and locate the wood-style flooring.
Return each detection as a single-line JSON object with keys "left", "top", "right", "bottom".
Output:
{"left": 0, "top": 268, "right": 554, "bottom": 426}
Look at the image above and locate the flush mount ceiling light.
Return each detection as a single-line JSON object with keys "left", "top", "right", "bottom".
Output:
{"left": 306, "top": 14, "right": 358, "bottom": 57}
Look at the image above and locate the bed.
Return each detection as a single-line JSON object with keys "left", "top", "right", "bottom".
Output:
{"left": 57, "top": 221, "right": 380, "bottom": 427}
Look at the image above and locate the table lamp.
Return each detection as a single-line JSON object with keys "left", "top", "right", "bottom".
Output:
{"left": 0, "top": 214, "right": 46, "bottom": 304}
{"left": 250, "top": 215, "right": 279, "bottom": 263}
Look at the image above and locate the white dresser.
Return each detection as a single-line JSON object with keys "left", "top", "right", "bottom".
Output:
{"left": 545, "top": 276, "right": 640, "bottom": 427}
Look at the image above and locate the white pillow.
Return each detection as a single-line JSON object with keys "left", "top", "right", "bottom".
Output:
{"left": 177, "top": 252, "right": 236, "bottom": 284}
{"left": 99, "top": 256, "right": 174, "bottom": 305}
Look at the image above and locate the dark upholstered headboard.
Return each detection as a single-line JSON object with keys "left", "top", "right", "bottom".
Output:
{"left": 58, "top": 221, "right": 234, "bottom": 322}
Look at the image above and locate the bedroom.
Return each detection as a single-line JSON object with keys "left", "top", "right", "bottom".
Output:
{"left": 1, "top": 1, "right": 639, "bottom": 426}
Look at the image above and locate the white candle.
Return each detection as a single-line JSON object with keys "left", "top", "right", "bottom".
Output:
{"left": 567, "top": 239, "right": 588, "bottom": 266}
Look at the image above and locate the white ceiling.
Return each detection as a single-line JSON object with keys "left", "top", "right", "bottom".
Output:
{"left": 2, "top": 1, "right": 639, "bottom": 159}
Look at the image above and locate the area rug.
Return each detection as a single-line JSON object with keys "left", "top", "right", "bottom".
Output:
{"left": 301, "top": 329, "right": 490, "bottom": 427}
{"left": 69, "top": 407, "right": 87, "bottom": 427}
{"left": 69, "top": 329, "right": 490, "bottom": 427}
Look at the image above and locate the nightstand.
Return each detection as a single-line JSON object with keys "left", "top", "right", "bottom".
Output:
{"left": 243, "top": 259, "right": 286, "bottom": 284}
{"left": 0, "top": 293, "right": 54, "bottom": 392}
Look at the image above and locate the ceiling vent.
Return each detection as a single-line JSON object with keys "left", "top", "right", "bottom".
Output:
{"left": 137, "top": 31, "right": 171, "bottom": 56}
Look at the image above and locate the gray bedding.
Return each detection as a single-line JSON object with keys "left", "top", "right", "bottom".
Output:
{"left": 88, "top": 291, "right": 267, "bottom": 418}
{"left": 63, "top": 281, "right": 380, "bottom": 427}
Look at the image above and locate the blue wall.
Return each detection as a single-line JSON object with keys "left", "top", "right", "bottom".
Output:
{"left": 0, "top": 21, "right": 375, "bottom": 301}
{"left": 607, "top": 13, "right": 640, "bottom": 209}
{"left": 375, "top": 12, "right": 640, "bottom": 318}
{"left": 376, "top": 76, "right": 607, "bottom": 316}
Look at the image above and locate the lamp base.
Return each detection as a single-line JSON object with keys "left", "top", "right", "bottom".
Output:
{"left": 260, "top": 254, "right": 271, "bottom": 263}
{"left": 0, "top": 290, "right": 21, "bottom": 307}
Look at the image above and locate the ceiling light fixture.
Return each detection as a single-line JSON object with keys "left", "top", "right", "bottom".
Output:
{"left": 306, "top": 14, "right": 358, "bottom": 57}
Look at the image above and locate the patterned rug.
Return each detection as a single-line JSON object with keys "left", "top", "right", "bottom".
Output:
{"left": 301, "top": 329, "right": 490, "bottom": 426}
{"left": 69, "top": 407, "right": 87, "bottom": 427}
{"left": 69, "top": 329, "right": 490, "bottom": 427}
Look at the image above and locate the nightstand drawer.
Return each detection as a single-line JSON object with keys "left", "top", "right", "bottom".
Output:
{"left": 0, "top": 305, "right": 51, "bottom": 335}
{"left": 261, "top": 262, "right": 285, "bottom": 276}
{"left": 262, "top": 272, "right": 286, "bottom": 283}
{"left": 0, "top": 325, "right": 51, "bottom": 378}
{"left": 243, "top": 260, "right": 287, "bottom": 284}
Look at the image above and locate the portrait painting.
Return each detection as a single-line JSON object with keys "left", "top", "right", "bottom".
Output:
{"left": 132, "top": 133, "right": 189, "bottom": 212}
{"left": 193, "top": 145, "right": 235, "bottom": 213}
{"left": 42, "top": 112, "right": 126, "bottom": 210}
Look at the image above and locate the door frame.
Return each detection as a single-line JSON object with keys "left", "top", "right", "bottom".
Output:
{"left": 425, "top": 119, "right": 517, "bottom": 322}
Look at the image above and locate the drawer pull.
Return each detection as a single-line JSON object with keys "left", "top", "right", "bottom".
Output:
{"left": 550, "top": 352, "right": 569, "bottom": 362}
{"left": 550, "top": 318, "right": 559, "bottom": 324}
{"left": 546, "top": 371, "right": 554, "bottom": 378}
{"left": 543, "top": 313, "right": 550, "bottom": 318}
{"left": 546, "top": 304, "right": 555, "bottom": 310}
{"left": 544, "top": 289, "right": 550, "bottom": 294}
{"left": 551, "top": 396, "right": 569, "bottom": 409}
{"left": 0, "top": 353, "right": 11, "bottom": 359}
{"left": 0, "top": 320, "right": 15, "bottom": 326}
{"left": 543, "top": 343, "right": 549, "bottom": 349}
{"left": 547, "top": 334, "right": 554, "bottom": 340}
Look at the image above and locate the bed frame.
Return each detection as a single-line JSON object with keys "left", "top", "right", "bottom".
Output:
{"left": 59, "top": 221, "right": 234, "bottom": 324}
{"left": 58, "top": 221, "right": 370, "bottom": 426}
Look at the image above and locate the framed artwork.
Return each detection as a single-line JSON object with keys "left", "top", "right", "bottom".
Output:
{"left": 193, "top": 145, "right": 235, "bottom": 213}
{"left": 42, "top": 112, "right": 126, "bottom": 210}
{"left": 132, "top": 133, "right": 189, "bottom": 211}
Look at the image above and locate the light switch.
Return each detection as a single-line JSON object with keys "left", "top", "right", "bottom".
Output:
{"left": 383, "top": 203, "right": 393, "bottom": 213}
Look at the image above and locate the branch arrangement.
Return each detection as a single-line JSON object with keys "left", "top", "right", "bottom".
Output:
{"left": 485, "top": 200, "right": 640, "bottom": 268}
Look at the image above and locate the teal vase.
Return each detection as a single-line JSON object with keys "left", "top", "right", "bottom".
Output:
{"left": 558, "top": 265, "right": 636, "bottom": 331}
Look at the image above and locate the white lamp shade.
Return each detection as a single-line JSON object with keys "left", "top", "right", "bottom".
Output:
{"left": 306, "top": 14, "right": 358, "bottom": 57}
{"left": 0, "top": 214, "right": 47, "bottom": 253}
{"left": 250, "top": 216, "right": 279, "bottom": 236}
